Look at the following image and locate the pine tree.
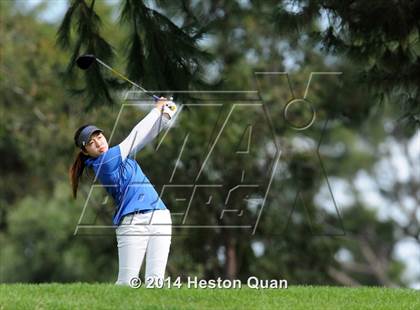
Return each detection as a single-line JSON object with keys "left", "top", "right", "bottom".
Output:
{"left": 273, "top": 0, "right": 420, "bottom": 127}
{"left": 57, "top": 0, "right": 211, "bottom": 109}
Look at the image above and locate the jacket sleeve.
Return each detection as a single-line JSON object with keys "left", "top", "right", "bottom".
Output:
{"left": 118, "top": 108, "right": 171, "bottom": 160}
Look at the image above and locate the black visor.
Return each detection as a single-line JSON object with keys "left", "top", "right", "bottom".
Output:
{"left": 76, "top": 125, "right": 103, "bottom": 148}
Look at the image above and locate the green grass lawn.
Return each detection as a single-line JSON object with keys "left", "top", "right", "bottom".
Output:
{"left": 0, "top": 284, "right": 418, "bottom": 309}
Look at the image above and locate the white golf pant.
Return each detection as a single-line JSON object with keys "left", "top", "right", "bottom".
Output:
{"left": 115, "top": 209, "right": 172, "bottom": 286}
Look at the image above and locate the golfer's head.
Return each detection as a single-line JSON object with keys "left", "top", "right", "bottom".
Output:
{"left": 74, "top": 124, "right": 109, "bottom": 158}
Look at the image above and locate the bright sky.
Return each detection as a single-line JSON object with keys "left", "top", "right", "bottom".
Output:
{"left": 16, "top": 0, "right": 68, "bottom": 23}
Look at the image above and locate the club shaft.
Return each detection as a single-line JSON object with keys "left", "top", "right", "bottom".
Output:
{"left": 95, "top": 58, "right": 159, "bottom": 100}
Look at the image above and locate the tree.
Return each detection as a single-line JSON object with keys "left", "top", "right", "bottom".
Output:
{"left": 1, "top": 0, "right": 416, "bottom": 287}
{"left": 56, "top": 0, "right": 211, "bottom": 109}
{"left": 273, "top": 0, "right": 420, "bottom": 127}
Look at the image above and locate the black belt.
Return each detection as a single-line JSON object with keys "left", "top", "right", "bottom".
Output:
{"left": 133, "top": 209, "right": 154, "bottom": 214}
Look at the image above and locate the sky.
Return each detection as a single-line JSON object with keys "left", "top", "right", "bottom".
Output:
{"left": 12, "top": 0, "right": 420, "bottom": 289}
{"left": 16, "top": 0, "right": 69, "bottom": 23}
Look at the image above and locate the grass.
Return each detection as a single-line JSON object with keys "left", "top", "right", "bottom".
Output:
{"left": 0, "top": 283, "right": 418, "bottom": 309}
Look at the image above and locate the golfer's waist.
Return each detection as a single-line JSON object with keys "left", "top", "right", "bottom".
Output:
{"left": 132, "top": 209, "right": 155, "bottom": 214}
{"left": 128, "top": 207, "right": 167, "bottom": 215}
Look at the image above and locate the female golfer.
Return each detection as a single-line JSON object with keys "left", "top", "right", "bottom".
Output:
{"left": 69, "top": 98, "right": 176, "bottom": 286}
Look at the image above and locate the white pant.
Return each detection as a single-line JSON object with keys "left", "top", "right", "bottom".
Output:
{"left": 115, "top": 209, "right": 172, "bottom": 286}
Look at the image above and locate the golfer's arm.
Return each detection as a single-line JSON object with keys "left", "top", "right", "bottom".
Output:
{"left": 119, "top": 108, "right": 171, "bottom": 160}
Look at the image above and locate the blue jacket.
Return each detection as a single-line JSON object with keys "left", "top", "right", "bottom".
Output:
{"left": 84, "top": 108, "right": 170, "bottom": 226}
{"left": 85, "top": 146, "right": 166, "bottom": 226}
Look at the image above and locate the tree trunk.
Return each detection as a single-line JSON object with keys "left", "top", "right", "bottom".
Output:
{"left": 225, "top": 234, "right": 238, "bottom": 280}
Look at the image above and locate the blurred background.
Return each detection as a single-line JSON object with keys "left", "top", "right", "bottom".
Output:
{"left": 0, "top": 0, "right": 419, "bottom": 288}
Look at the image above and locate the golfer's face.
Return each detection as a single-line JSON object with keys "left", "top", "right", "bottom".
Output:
{"left": 85, "top": 132, "right": 109, "bottom": 157}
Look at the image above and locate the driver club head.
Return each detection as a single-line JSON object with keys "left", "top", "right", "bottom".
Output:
{"left": 76, "top": 54, "right": 96, "bottom": 70}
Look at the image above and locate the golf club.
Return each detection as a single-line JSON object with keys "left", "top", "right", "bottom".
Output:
{"left": 76, "top": 54, "right": 160, "bottom": 101}
{"left": 76, "top": 54, "right": 177, "bottom": 141}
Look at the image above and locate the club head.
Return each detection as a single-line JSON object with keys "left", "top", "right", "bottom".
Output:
{"left": 76, "top": 54, "right": 96, "bottom": 70}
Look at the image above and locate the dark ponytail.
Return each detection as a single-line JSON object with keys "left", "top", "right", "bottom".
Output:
{"left": 69, "top": 125, "right": 91, "bottom": 199}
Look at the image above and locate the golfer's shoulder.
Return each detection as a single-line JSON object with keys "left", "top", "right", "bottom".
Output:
{"left": 103, "top": 145, "right": 121, "bottom": 163}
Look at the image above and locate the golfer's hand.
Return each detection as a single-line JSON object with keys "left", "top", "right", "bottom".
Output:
{"left": 155, "top": 97, "right": 168, "bottom": 110}
{"left": 155, "top": 97, "right": 177, "bottom": 119}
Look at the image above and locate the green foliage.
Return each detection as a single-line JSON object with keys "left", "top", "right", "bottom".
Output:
{"left": 57, "top": 0, "right": 116, "bottom": 108}
{"left": 272, "top": 0, "right": 420, "bottom": 127}
{"left": 119, "top": 1, "right": 211, "bottom": 92}
{"left": 57, "top": 0, "right": 211, "bottom": 108}
{"left": 0, "top": 183, "right": 117, "bottom": 282}
{"left": 0, "top": 0, "right": 417, "bottom": 288}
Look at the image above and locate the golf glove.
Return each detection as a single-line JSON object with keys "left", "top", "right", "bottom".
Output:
{"left": 162, "top": 100, "right": 177, "bottom": 119}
